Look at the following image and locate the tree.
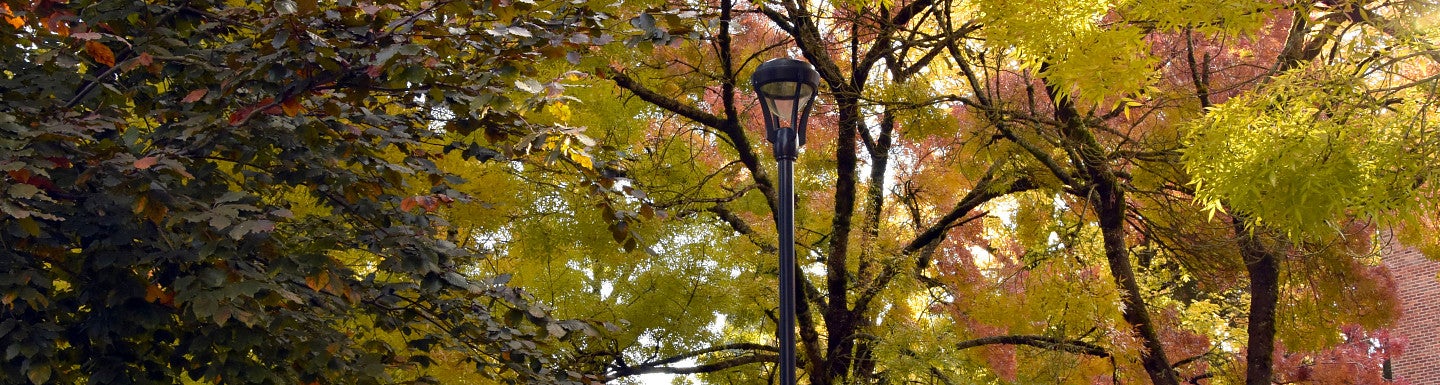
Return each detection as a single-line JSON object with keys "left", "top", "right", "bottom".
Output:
{"left": 471, "top": 0, "right": 1440, "bottom": 383}
{"left": 1, "top": 0, "right": 614, "bottom": 383}
{"left": 4, "top": 0, "right": 1435, "bottom": 384}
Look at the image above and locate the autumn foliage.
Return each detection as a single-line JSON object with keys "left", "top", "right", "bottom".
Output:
{"left": 4, "top": 0, "right": 1439, "bottom": 384}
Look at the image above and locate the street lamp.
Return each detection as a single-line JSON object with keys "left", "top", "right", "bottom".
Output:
{"left": 751, "top": 58, "right": 820, "bottom": 385}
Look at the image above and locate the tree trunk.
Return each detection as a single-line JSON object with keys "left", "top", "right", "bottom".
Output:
{"left": 1093, "top": 182, "right": 1182, "bottom": 385}
{"left": 1233, "top": 218, "right": 1280, "bottom": 385}
{"left": 1049, "top": 81, "right": 1181, "bottom": 385}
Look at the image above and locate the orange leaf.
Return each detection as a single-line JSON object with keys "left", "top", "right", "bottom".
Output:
{"left": 400, "top": 196, "right": 418, "bottom": 212}
{"left": 280, "top": 97, "right": 302, "bottom": 116}
{"left": 85, "top": 41, "right": 115, "bottom": 66}
{"left": 134, "top": 156, "right": 158, "bottom": 169}
{"left": 133, "top": 194, "right": 147, "bottom": 215}
{"left": 145, "top": 284, "right": 175, "bottom": 306}
{"left": 2, "top": 3, "right": 22, "bottom": 29}
{"left": 305, "top": 271, "right": 331, "bottom": 292}
{"left": 182, "top": 88, "right": 207, "bottom": 103}
{"left": 146, "top": 203, "right": 168, "bottom": 224}
{"left": 43, "top": 12, "right": 69, "bottom": 36}
{"left": 136, "top": 52, "right": 153, "bottom": 66}
{"left": 7, "top": 169, "right": 32, "bottom": 183}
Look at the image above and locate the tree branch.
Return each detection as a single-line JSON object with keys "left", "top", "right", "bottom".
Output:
{"left": 901, "top": 162, "right": 1031, "bottom": 255}
{"left": 610, "top": 72, "right": 725, "bottom": 129}
{"left": 608, "top": 343, "right": 780, "bottom": 379}
{"left": 954, "top": 335, "right": 1110, "bottom": 358}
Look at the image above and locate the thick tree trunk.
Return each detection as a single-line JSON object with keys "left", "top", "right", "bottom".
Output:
{"left": 813, "top": 92, "right": 862, "bottom": 385}
{"left": 1048, "top": 80, "right": 1180, "bottom": 385}
{"left": 1093, "top": 183, "right": 1182, "bottom": 385}
{"left": 1233, "top": 218, "right": 1280, "bottom": 385}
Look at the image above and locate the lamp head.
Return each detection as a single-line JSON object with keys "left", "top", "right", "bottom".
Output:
{"left": 751, "top": 58, "right": 821, "bottom": 146}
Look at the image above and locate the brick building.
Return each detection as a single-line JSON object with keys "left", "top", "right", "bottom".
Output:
{"left": 1382, "top": 238, "right": 1440, "bottom": 383}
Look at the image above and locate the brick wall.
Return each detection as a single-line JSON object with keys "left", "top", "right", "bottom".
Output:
{"left": 1381, "top": 237, "right": 1440, "bottom": 383}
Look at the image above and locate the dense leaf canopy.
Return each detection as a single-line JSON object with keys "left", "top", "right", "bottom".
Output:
{"left": 4, "top": 0, "right": 1440, "bottom": 384}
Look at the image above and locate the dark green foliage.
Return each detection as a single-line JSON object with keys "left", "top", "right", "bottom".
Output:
{"left": 0, "top": 0, "right": 609, "bottom": 383}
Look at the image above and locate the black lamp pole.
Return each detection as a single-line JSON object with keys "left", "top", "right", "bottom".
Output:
{"left": 751, "top": 58, "right": 820, "bottom": 385}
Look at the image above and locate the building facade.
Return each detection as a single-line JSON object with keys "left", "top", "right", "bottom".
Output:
{"left": 1382, "top": 239, "right": 1440, "bottom": 382}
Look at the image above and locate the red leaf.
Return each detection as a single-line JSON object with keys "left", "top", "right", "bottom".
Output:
{"left": 400, "top": 196, "right": 418, "bottom": 212}
{"left": 229, "top": 98, "right": 272, "bottom": 126}
{"left": 182, "top": 88, "right": 207, "bottom": 103}
{"left": 228, "top": 110, "right": 251, "bottom": 125}
{"left": 134, "top": 156, "right": 159, "bottom": 169}
{"left": 85, "top": 41, "right": 115, "bottom": 66}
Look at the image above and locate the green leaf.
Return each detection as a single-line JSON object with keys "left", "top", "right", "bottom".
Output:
{"left": 7, "top": 184, "right": 39, "bottom": 199}
{"left": 515, "top": 79, "right": 543, "bottom": 94}
{"left": 17, "top": 218, "right": 39, "bottom": 236}
{"left": 275, "top": 0, "right": 297, "bottom": 15}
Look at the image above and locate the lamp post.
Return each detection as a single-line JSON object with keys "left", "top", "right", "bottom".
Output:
{"left": 751, "top": 58, "right": 820, "bottom": 385}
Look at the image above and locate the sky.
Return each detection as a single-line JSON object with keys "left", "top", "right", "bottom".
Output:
{"left": 640, "top": 373, "right": 678, "bottom": 384}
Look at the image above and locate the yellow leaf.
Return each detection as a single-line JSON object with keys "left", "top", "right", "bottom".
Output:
{"left": 85, "top": 41, "right": 116, "bottom": 67}
{"left": 568, "top": 150, "right": 593, "bottom": 170}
